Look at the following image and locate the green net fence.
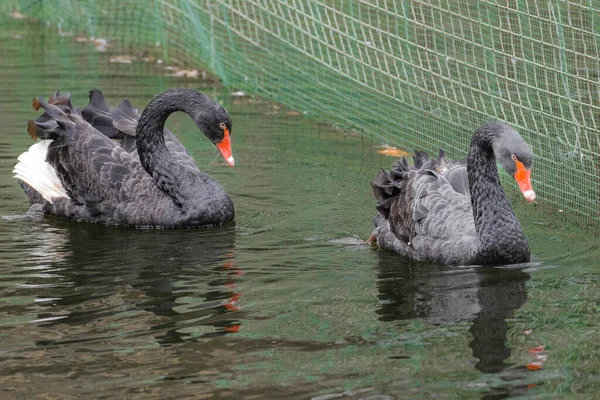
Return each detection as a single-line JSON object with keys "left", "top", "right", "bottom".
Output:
{"left": 3, "top": 0, "right": 600, "bottom": 223}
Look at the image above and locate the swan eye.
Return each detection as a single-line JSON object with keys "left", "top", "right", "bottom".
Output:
{"left": 219, "top": 122, "right": 227, "bottom": 130}
{"left": 511, "top": 154, "right": 517, "bottom": 161}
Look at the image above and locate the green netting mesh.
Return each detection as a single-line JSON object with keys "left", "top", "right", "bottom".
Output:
{"left": 3, "top": 1, "right": 600, "bottom": 223}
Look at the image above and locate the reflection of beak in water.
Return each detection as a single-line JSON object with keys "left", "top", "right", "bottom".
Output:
{"left": 375, "top": 251, "right": 530, "bottom": 374}
{"left": 221, "top": 258, "right": 243, "bottom": 334}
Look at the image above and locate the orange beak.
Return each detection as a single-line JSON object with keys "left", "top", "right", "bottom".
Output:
{"left": 216, "top": 128, "right": 235, "bottom": 167}
{"left": 514, "top": 160, "right": 536, "bottom": 202}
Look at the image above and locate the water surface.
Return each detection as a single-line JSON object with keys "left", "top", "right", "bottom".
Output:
{"left": 1, "top": 19, "right": 599, "bottom": 399}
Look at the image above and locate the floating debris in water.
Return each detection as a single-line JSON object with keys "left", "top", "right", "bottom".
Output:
{"left": 231, "top": 91, "right": 246, "bottom": 97}
{"left": 10, "top": 10, "right": 27, "bottom": 19}
{"left": 165, "top": 66, "right": 200, "bottom": 78}
{"left": 167, "top": 69, "right": 199, "bottom": 78}
{"left": 377, "top": 145, "right": 410, "bottom": 157}
{"left": 110, "top": 55, "right": 136, "bottom": 64}
{"left": 92, "top": 37, "right": 108, "bottom": 52}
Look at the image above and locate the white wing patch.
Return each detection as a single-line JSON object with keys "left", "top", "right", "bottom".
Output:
{"left": 12, "top": 140, "right": 69, "bottom": 203}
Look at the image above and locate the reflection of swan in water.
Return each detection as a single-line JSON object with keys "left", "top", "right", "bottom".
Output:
{"left": 468, "top": 268, "right": 529, "bottom": 373}
{"left": 15, "top": 219, "right": 242, "bottom": 345}
{"left": 2, "top": 213, "right": 71, "bottom": 266}
{"left": 375, "top": 250, "right": 529, "bottom": 373}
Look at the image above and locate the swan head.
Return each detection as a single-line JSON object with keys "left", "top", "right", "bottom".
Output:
{"left": 138, "top": 89, "right": 236, "bottom": 168}
{"left": 189, "top": 94, "right": 234, "bottom": 167}
{"left": 488, "top": 122, "right": 536, "bottom": 202}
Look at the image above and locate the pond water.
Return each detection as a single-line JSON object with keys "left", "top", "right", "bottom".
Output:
{"left": 1, "top": 19, "right": 599, "bottom": 399}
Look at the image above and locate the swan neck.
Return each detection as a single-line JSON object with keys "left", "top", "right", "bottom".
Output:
{"left": 136, "top": 94, "right": 187, "bottom": 175}
{"left": 135, "top": 91, "right": 205, "bottom": 206}
{"left": 467, "top": 138, "right": 503, "bottom": 219}
{"left": 467, "top": 134, "right": 528, "bottom": 262}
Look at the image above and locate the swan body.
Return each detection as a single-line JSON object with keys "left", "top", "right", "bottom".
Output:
{"left": 371, "top": 122, "right": 535, "bottom": 265}
{"left": 13, "top": 89, "right": 235, "bottom": 228}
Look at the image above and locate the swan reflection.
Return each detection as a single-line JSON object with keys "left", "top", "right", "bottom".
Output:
{"left": 375, "top": 250, "right": 529, "bottom": 373}
{"left": 16, "top": 220, "right": 241, "bottom": 345}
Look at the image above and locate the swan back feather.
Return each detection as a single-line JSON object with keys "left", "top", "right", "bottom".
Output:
{"left": 372, "top": 152, "right": 480, "bottom": 264}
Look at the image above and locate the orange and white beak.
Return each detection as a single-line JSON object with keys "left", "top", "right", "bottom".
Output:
{"left": 216, "top": 127, "right": 235, "bottom": 167}
{"left": 514, "top": 160, "right": 536, "bottom": 202}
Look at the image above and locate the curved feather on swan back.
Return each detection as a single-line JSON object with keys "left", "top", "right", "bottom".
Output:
{"left": 80, "top": 90, "right": 193, "bottom": 163}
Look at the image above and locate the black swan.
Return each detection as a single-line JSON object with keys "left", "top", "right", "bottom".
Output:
{"left": 13, "top": 89, "right": 235, "bottom": 227}
{"left": 370, "top": 122, "right": 535, "bottom": 265}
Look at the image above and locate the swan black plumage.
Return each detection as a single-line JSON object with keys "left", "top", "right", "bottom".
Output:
{"left": 79, "top": 89, "right": 190, "bottom": 157}
{"left": 13, "top": 89, "right": 235, "bottom": 227}
{"left": 370, "top": 122, "right": 536, "bottom": 265}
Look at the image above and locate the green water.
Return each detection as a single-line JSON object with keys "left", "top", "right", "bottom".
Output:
{"left": 1, "top": 19, "right": 599, "bottom": 399}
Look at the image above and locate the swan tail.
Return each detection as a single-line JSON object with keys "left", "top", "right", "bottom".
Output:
{"left": 80, "top": 89, "right": 121, "bottom": 138}
{"left": 28, "top": 91, "right": 80, "bottom": 141}
{"left": 372, "top": 154, "right": 414, "bottom": 220}
{"left": 80, "top": 90, "right": 139, "bottom": 139}
{"left": 112, "top": 99, "right": 139, "bottom": 137}
{"left": 372, "top": 149, "right": 447, "bottom": 220}
{"left": 13, "top": 140, "right": 69, "bottom": 204}
{"left": 413, "top": 150, "right": 430, "bottom": 169}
